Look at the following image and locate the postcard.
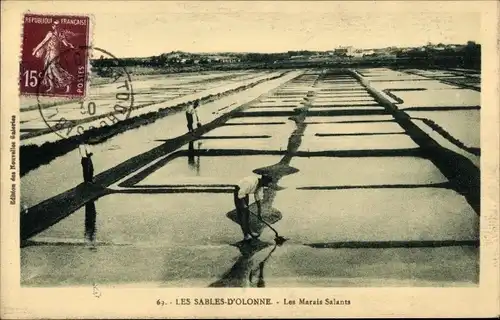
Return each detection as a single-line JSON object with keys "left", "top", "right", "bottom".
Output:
{"left": 1, "top": 1, "right": 498, "bottom": 318}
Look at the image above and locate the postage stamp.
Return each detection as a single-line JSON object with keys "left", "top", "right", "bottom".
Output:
{"left": 19, "top": 13, "right": 91, "bottom": 98}
{"left": 18, "top": 13, "right": 134, "bottom": 140}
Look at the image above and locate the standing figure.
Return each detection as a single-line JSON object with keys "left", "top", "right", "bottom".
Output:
{"left": 234, "top": 174, "right": 273, "bottom": 242}
{"left": 185, "top": 99, "right": 200, "bottom": 133}
{"left": 302, "top": 96, "right": 312, "bottom": 107}
{"left": 32, "top": 20, "right": 76, "bottom": 93}
{"left": 79, "top": 139, "right": 94, "bottom": 183}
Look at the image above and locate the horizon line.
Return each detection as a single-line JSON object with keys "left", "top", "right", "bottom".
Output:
{"left": 110, "top": 40, "right": 480, "bottom": 59}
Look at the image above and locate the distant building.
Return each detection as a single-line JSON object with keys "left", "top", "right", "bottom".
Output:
{"left": 166, "top": 53, "right": 182, "bottom": 59}
{"left": 361, "top": 49, "right": 375, "bottom": 56}
{"left": 351, "top": 50, "right": 364, "bottom": 58}
{"left": 334, "top": 46, "right": 355, "bottom": 56}
{"left": 205, "top": 55, "right": 240, "bottom": 63}
{"left": 290, "top": 55, "right": 308, "bottom": 60}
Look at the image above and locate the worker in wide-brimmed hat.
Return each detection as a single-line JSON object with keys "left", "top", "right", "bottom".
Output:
{"left": 234, "top": 174, "right": 273, "bottom": 242}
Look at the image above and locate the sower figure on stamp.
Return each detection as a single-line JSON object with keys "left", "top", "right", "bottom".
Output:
{"left": 31, "top": 20, "right": 77, "bottom": 93}
{"left": 185, "top": 99, "right": 201, "bottom": 133}
{"left": 234, "top": 174, "right": 273, "bottom": 242}
{"left": 79, "top": 137, "right": 94, "bottom": 184}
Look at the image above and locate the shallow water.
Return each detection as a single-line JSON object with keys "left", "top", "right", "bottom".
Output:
{"left": 303, "top": 121, "right": 404, "bottom": 134}
{"left": 137, "top": 155, "right": 283, "bottom": 186}
{"left": 251, "top": 102, "right": 300, "bottom": 107}
{"left": 406, "top": 109, "right": 480, "bottom": 148}
{"left": 242, "top": 107, "right": 299, "bottom": 113}
{"left": 259, "top": 246, "right": 478, "bottom": 287}
{"left": 397, "top": 89, "right": 479, "bottom": 108}
{"left": 20, "top": 241, "right": 478, "bottom": 286}
{"left": 303, "top": 115, "right": 394, "bottom": 123}
{"left": 299, "top": 134, "right": 418, "bottom": 151}
{"left": 22, "top": 187, "right": 478, "bottom": 286}
{"left": 370, "top": 80, "right": 458, "bottom": 91}
{"left": 19, "top": 71, "right": 254, "bottom": 123}
{"left": 306, "top": 106, "right": 384, "bottom": 112}
{"left": 20, "top": 68, "right": 480, "bottom": 287}
{"left": 315, "top": 93, "right": 372, "bottom": 98}
{"left": 21, "top": 71, "right": 284, "bottom": 145}
{"left": 21, "top": 72, "right": 302, "bottom": 208}
{"left": 225, "top": 116, "right": 290, "bottom": 124}
{"left": 279, "top": 157, "right": 448, "bottom": 187}
{"left": 202, "top": 122, "right": 296, "bottom": 137}
{"left": 271, "top": 188, "right": 478, "bottom": 243}
{"left": 313, "top": 96, "right": 375, "bottom": 102}
{"left": 31, "top": 193, "right": 242, "bottom": 245}
{"left": 186, "top": 138, "right": 288, "bottom": 151}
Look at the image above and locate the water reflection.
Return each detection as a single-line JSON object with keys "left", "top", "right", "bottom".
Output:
{"left": 84, "top": 200, "right": 97, "bottom": 249}
{"left": 224, "top": 110, "right": 309, "bottom": 250}
{"left": 209, "top": 242, "right": 278, "bottom": 288}
{"left": 248, "top": 244, "right": 278, "bottom": 287}
{"left": 187, "top": 141, "right": 202, "bottom": 175}
{"left": 253, "top": 112, "right": 307, "bottom": 204}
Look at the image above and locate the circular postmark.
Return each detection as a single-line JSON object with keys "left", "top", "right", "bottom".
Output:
{"left": 36, "top": 46, "right": 134, "bottom": 140}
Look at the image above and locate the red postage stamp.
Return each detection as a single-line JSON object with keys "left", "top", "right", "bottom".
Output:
{"left": 19, "top": 13, "right": 91, "bottom": 98}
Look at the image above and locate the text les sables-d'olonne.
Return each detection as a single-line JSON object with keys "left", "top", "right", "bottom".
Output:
{"left": 9, "top": 115, "right": 17, "bottom": 205}
{"left": 158, "top": 297, "right": 351, "bottom": 306}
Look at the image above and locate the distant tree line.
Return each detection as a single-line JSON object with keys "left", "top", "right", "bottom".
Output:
{"left": 91, "top": 42, "right": 481, "bottom": 77}
{"left": 91, "top": 51, "right": 320, "bottom": 72}
{"left": 396, "top": 41, "right": 481, "bottom": 70}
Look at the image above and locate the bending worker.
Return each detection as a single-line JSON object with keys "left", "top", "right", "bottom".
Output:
{"left": 234, "top": 174, "right": 273, "bottom": 241}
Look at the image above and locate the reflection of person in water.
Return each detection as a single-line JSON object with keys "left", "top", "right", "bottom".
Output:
{"left": 187, "top": 140, "right": 202, "bottom": 174}
{"left": 250, "top": 262, "right": 266, "bottom": 287}
{"left": 84, "top": 200, "right": 97, "bottom": 248}
{"left": 32, "top": 20, "right": 77, "bottom": 93}
{"left": 209, "top": 243, "right": 277, "bottom": 288}
{"left": 249, "top": 244, "right": 277, "bottom": 287}
{"left": 188, "top": 141, "right": 195, "bottom": 167}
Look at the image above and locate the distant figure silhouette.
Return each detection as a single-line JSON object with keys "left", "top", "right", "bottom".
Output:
{"left": 79, "top": 137, "right": 94, "bottom": 183}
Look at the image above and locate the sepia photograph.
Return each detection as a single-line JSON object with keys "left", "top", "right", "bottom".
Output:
{"left": 2, "top": 1, "right": 498, "bottom": 318}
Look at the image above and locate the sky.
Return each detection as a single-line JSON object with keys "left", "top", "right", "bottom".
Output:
{"left": 14, "top": 1, "right": 483, "bottom": 57}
